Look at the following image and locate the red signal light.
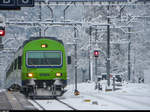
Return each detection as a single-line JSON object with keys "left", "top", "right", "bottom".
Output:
{"left": 94, "top": 50, "right": 99, "bottom": 57}
{"left": 0, "top": 27, "right": 5, "bottom": 36}
{"left": 0, "top": 30, "right": 5, "bottom": 36}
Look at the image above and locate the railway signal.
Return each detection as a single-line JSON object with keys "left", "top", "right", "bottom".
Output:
{"left": 0, "top": 15, "right": 5, "bottom": 37}
{"left": 0, "top": 15, "right": 5, "bottom": 50}
{"left": 0, "top": 27, "right": 4, "bottom": 50}
{"left": 94, "top": 50, "right": 99, "bottom": 57}
{"left": 94, "top": 50, "right": 99, "bottom": 82}
{"left": 0, "top": 27, "right": 5, "bottom": 36}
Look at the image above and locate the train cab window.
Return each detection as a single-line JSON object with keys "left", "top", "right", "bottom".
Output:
{"left": 26, "top": 51, "right": 62, "bottom": 66}
{"left": 18, "top": 56, "right": 22, "bottom": 69}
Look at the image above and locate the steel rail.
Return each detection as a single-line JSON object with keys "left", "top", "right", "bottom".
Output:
{"left": 4, "top": 92, "right": 13, "bottom": 110}
{"left": 55, "top": 98, "right": 78, "bottom": 110}
{"left": 13, "top": 92, "right": 25, "bottom": 110}
{"left": 32, "top": 100, "right": 46, "bottom": 110}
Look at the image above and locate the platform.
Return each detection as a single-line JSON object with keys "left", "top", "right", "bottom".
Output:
{"left": 0, "top": 91, "right": 37, "bottom": 110}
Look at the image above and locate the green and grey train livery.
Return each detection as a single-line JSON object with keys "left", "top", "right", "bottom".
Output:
{"left": 5, "top": 37, "right": 71, "bottom": 98}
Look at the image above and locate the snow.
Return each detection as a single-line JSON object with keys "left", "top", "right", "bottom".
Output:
{"left": 29, "top": 99, "right": 72, "bottom": 110}
{"left": 1, "top": 1, "right": 150, "bottom": 110}
{"left": 30, "top": 82, "right": 150, "bottom": 110}
{"left": 58, "top": 82, "right": 150, "bottom": 110}
{"left": 0, "top": 89, "right": 5, "bottom": 93}
{"left": 144, "top": 69, "right": 150, "bottom": 84}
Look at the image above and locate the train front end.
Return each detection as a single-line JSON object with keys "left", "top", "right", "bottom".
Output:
{"left": 21, "top": 38, "right": 67, "bottom": 98}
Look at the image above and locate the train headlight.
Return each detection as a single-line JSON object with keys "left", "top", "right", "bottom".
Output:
{"left": 41, "top": 44, "right": 47, "bottom": 48}
{"left": 27, "top": 73, "right": 33, "bottom": 78}
{"left": 56, "top": 73, "right": 62, "bottom": 77}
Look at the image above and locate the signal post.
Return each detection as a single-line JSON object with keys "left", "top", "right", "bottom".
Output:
{"left": 94, "top": 50, "right": 99, "bottom": 81}
{"left": 0, "top": 27, "right": 5, "bottom": 50}
{"left": 0, "top": 15, "right": 5, "bottom": 50}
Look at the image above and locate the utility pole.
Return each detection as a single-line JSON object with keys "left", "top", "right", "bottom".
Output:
{"left": 128, "top": 27, "right": 131, "bottom": 81}
{"left": 106, "top": 5, "right": 110, "bottom": 86}
{"left": 95, "top": 56, "right": 98, "bottom": 79}
{"left": 74, "top": 26, "right": 79, "bottom": 95}
{"left": 89, "top": 26, "right": 92, "bottom": 81}
{"left": 39, "top": 1, "right": 42, "bottom": 37}
{"left": 74, "top": 42, "right": 77, "bottom": 90}
{"left": 0, "top": 16, "right": 5, "bottom": 88}
{"left": 95, "top": 28, "right": 98, "bottom": 81}
{"left": 0, "top": 37, "right": 2, "bottom": 44}
{"left": 95, "top": 27, "right": 98, "bottom": 42}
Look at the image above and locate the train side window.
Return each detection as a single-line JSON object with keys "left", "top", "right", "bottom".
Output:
{"left": 67, "top": 56, "right": 71, "bottom": 64}
{"left": 11, "top": 63, "right": 14, "bottom": 72}
{"left": 14, "top": 59, "right": 17, "bottom": 70}
{"left": 18, "top": 56, "right": 22, "bottom": 69}
{"left": 10, "top": 64, "right": 13, "bottom": 73}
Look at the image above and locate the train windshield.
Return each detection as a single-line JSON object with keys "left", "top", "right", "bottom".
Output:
{"left": 26, "top": 51, "right": 62, "bottom": 66}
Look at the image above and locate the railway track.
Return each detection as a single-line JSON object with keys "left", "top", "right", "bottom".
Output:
{"left": 32, "top": 100, "right": 46, "bottom": 110}
{"left": 13, "top": 92, "right": 25, "bottom": 110}
{"left": 31, "top": 98, "right": 77, "bottom": 110}
{"left": 55, "top": 98, "right": 77, "bottom": 110}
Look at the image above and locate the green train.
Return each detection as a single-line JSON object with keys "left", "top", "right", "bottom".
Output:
{"left": 5, "top": 37, "right": 71, "bottom": 98}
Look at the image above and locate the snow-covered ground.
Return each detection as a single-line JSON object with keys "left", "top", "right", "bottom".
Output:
{"left": 0, "top": 89, "right": 5, "bottom": 93}
{"left": 30, "top": 82, "right": 150, "bottom": 110}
